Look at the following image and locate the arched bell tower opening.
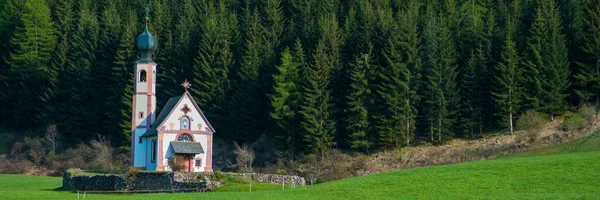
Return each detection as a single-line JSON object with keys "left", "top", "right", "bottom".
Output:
{"left": 131, "top": 16, "right": 158, "bottom": 168}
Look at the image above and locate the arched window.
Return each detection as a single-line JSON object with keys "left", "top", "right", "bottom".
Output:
{"left": 181, "top": 117, "right": 190, "bottom": 129}
{"left": 178, "top": 133, "right": 193, "bottom": 142}
{"left": 139, "top": 70, "right": 147, "bottom": 82}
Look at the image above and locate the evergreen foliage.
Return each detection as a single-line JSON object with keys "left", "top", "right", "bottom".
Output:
{"left": 0, "top": 0, "right": 595, "bottom": 153}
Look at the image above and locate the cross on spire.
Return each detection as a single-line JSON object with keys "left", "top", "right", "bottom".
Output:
{"left": 181, "top": 79, "right": 191, "bottom": 91}
{"left": 144, "top": 6, "right": 150, "bottom": 27}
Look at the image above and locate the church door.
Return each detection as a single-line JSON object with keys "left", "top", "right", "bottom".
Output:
{"left": 184, "top": 154, "right": 192, "bottom": 172}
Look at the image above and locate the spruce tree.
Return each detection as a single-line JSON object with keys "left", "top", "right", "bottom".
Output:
{"left": 226, "top": 9, "right": 266, "bottom": 142}
{"left": 6, "top": 0, "right": 56, "bottom": 128}
{"left": 345, "top": 51, "right": 372, "bottom": 151}
{"left": 56, "top": 0, "right": 99, "bottom": 144}
{"left": 97, "top": 0, "right": 122, "bottom": 138}
{"left": 576, "top": 0, "right": 600, "bottom": 106}
{"left": 40, "top": 0, "right": 75, "bottom": 126}
{"left": 299, "top": 40, "right": 336, "bottom": 153}
{"left": 523, "top": 7, "right": 546, "bottom": 112}
{"left": 540, "top": 0, "right": 569, "bottom": 119}
{"left": 192, "top": 0, "right": 234, "bottom": 109}
{"left": 152, "top": 0, "right": 175, "bottom": 109}
{"left": 109, "top": 10, "right": 138, "bottom": 148}
{"left": 270, "top": 44, "right": 303, "bottom": 158}
{"left": 493, "top": 25, "right": 522, "bottom": 135}
{"left": 422, "top": 4, "right": 459, "bottom": 142}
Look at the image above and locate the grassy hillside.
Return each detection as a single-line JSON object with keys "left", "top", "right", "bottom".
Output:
{"left": 506, "top": 129, "right": 600, "bottom": 158}
{"left": 1, "top": 151, "right": 599, "bottom": 199}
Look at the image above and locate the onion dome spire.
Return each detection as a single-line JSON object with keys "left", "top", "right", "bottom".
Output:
{"left": 135, "top": 10, "right": 157, "bottom": 62}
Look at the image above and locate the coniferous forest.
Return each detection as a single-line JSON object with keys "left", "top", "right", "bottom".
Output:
{"left": 1, "top": 0, "right": 599, "bottom": 159}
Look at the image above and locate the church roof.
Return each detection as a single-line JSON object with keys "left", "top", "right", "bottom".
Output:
{"left": 141, "top": 95, "right": 181, "bottom": 137}
{"left": 170, "top": 141, "right": 204, "bottom": 154}
{"left": 142, "top": 91, "right": 216, "bottom": 137}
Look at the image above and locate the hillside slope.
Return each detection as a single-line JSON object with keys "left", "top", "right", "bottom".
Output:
{"left": 360, "top": 115, "right": 598, "bottom": 175}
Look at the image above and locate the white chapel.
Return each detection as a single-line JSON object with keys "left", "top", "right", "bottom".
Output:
{"left": 130, "top": 20, "right": 214, "bottom": 172}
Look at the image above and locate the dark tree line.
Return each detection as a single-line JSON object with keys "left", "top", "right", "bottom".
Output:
{"left": 1, "top": 0, "right": 599, "bottom": 158}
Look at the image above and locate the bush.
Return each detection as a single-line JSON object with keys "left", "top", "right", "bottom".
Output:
{"left": 196, "top": 173, "right": 205, "bottom": 181}
{"left": 126, "top": 167, "right": 141, "bottom": 181}
{"left": 577, "top": 103, "right": 596, "bottom": 124}
{"left": 213, "top": 170, "right": 224, "bottom": 181}
{"left": 561, "top": 114, "right": 587, "bottom": 132}
{"left": 297, "top": 149, "right": 366, "bottom": 184}
{"left": 516, "top": 111, "right": 547, "bottom": 144}
{"left": 167, "top": 155, "right": 186, "bottom": 171}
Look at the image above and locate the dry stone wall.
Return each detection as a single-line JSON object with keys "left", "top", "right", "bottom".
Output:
{"left": 62, "top": 169, "right": 213, "bottom": 192}
{"left": 225, "top": 172, "right": 306, "bottom": 186}
{"left": 62, "top": 169, "right": 305, "bottom": 192}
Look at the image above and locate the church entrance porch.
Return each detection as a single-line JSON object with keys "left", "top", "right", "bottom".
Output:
{"left": 176, "top": 153, "right": 195, "bottom": 172}
{"left": 170, "top": 141, "right": 204, "bottom": 172}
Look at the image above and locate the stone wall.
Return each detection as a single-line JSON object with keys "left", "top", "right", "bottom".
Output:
{"left": 62, "top": 169, "right": 305, "bottom": 192}
{"left": 62, "top": 169, "right": 214, "bottom": 192}
{"left": 171, "top": 171, "right": 305, "bottom": 186}
{"left": 225, "top": 172, "right": 306, "bottom": 186}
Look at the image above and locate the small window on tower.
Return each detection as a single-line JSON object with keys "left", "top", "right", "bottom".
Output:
{"left": 139, "top": 112, "right": 144, "bottom": 119}
{"left": 139, "top": 70, "right": 147, "bottom": 82}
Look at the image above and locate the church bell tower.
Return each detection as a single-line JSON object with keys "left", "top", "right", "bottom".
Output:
{"left": 131, "top": 17, "right": 158, "bottom": 168}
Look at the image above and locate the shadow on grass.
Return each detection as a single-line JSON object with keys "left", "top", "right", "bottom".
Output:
{"left": 42, "top": 187, "right": 71, "bottom": 192}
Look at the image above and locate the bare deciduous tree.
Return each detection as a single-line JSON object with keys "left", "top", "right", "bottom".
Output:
{"left": 44, "top": 124, "right": 58, "bottom": 154}
{"left": 234, "top": 142, "right": 255, "bottom": 173}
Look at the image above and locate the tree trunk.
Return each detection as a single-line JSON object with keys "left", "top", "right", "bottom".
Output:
{"left": 596, "top": 56, "right": 600, "bottom": 110}
{"left": 509, "top": 112, "right": 514, "bottom": 135}
{"left": 438, "top": 99, "right": 442, "bottom": 142}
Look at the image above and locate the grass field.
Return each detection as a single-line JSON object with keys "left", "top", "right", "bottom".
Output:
{"left": 1, "top": 129, "right": 599, "bottom": 199}
{"left": 1, "top": 150, "right": 599, "bottom": 199}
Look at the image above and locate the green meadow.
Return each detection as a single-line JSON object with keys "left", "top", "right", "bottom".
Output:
{"left": 2, "top": 133, "right": 600, "bottom": 199}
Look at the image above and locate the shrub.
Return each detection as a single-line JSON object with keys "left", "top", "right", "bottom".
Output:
{"left": 516, "top": 111, "right": 547, "bottom": 144}
{"left": 297, "top": 149, "right": 366, "bottom": 184}
{"left": 197, "top": 173, "right": 205, "bottom": 181}
{"left": 577, "top": 103, "right": 596, "bottom": 124}
{"left": 561, "top": 114, "right": 587, "bottom": 132}
{"left": 90, "top": 136, "right": 115, "bottom": 170}
{"left": 126, "top": 167, "right": 141, "bottom": 181}
{"left": 213, "top": 170, "right": 224, "bottom": 181}
{"left": 167, "top": 155, "right": 186, "bottom": 171}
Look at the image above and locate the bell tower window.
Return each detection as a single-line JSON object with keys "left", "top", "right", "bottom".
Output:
{"left": 139, "top": 70, "right": 147, "bottom": 82}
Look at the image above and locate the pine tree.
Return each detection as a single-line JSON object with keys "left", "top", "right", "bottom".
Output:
{"left": 226, "top": 9, "right": 266, "bottom": 142}
{"left": 270, "top": 43, "right": 303, "bottom": 158}
{"left": 39, "top": 0, "right": 75, "bottom": 126}
{"left": 97, "top": 0, "right": 122, "bottom": 138}
{"left": 55, "top": 0, "right": 99, "bottom": 144}
{"left": 345, "top": 50, "right": 372, "bottom": 151}
{"left": 422, "top": 4, "right": 459, "bottom": 142}
{"left": 576, "top": 0, "right": 600, "bottom": 106}
{"left": 299, "top": 40, "right": 336, "bottom": 153}
{"left": 164, "top": 0, "right": 197, "bottom": 100}
{"left": 493, "top": 25, "right": 522, "bottom": 135}
{"left": 540, "top": 0, "right": 569, "bottom": 119}
{"left": 192, "top": 0, "right": 234, "bottom": 109}
{"left": 523, "top": 7, "right": 546, "bottom": 112}
{"left": 109, "top": 10, "right": 138, "bottom": 148}
{"left": 374, "top": 2, "right": 417, "bottom": 147}
{"left": 6, "top": 0, "right": 56, "bottom": 128}
{"left": 0, "top": 0, "right": 26, "bottom": 127}
{"left": 524, "top": 1, "right": 570, "bottom": 119}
